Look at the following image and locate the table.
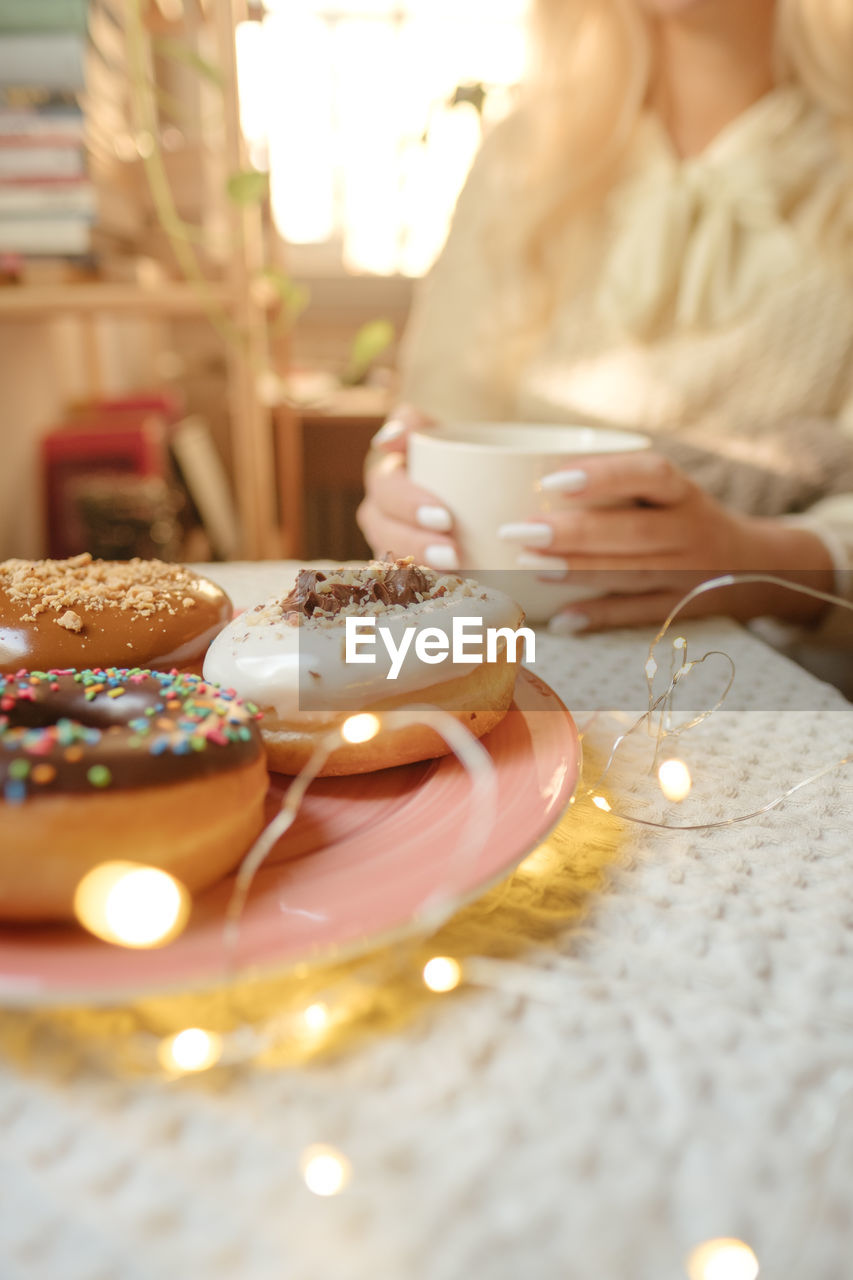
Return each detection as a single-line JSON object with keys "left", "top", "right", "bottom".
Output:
{"left": 1, "top": 563, "right": 851, "bottom": 1280}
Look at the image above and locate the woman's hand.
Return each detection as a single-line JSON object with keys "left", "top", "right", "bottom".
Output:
{"left": 357, "top": 406, "right": 461, "bottom": 571}
{"left": 497, "top": 451, "right": 836, "bottom": 630}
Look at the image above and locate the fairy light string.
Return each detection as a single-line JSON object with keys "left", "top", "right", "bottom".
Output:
{"left": 581, "top": 573, "right": 853, "bottom": 830}
{"left": 0, "top": 574, "right": 846, "bottom": 1280}
{"left": 1, "top": 572, "right": 850, "bottom": 1117}
{"left": 223, "top": 704, "right": 498, "bottom": 954}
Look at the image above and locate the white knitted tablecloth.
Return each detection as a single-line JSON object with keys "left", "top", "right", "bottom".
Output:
{"left": 1, "top": 563, "right": 851, "bottom": 1280}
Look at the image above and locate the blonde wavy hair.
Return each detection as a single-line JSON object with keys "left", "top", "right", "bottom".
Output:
{"left": 500, "top": 0, "right": 853, "bottom": 285}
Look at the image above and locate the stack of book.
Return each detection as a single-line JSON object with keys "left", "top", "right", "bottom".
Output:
{"left": 42, "top": 393, "right": 240, "bottom": 562}
{"left": 0, "top": 0, "right": 94, "bottom": 258}
{"left": 0, "top": 0, "right": 139, "bottom": 266}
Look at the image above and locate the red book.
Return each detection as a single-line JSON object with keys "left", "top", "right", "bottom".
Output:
{"left": 42, "top": 413, "right": 173, "bottom": 558}
{"left": 70, "top": 390, "right": 185, "bottom": 424}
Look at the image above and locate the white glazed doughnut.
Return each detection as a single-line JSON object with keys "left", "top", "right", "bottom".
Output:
{"left": 203, "top": 559, "right": 527, "bottom": 775}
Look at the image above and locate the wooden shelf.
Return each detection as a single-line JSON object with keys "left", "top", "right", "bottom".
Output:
{"left": 0, "top": 0, "right": 283, "bottom": 561}
{"left": 0, "top": 281, "right": 231, "bottom": 318}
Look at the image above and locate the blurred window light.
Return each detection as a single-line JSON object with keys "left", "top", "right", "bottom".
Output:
{"left": 237, "top": 2, "right": 530, "bottom": 275}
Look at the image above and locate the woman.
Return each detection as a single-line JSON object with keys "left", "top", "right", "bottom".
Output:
{"left": 358, "top": 0, "right": 853, "bottom": 633}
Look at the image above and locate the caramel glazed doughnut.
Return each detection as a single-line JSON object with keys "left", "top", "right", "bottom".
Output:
{"left": 0, "top": 668, "right": 268, "bottom": 921}
{"left": 0, "top": 554, "right": 232, "bottom": 675}
{"left": 203, "top": 559, "right": 527, "bottom": 777}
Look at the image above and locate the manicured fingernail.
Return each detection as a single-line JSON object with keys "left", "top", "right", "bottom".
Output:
{"left": 516, "top": 553, "right": 569, "bottom": 580}
{"left": 540, "top": 468, "right": 588, "bottom": 493}
{"left": 497, "top": 522, "right": 553, "bottom": 548}
{"left": 548, "top": 611, "right": 587, "bottom": 635}
{"left": 424, "top": 544, "right": 459, "bottom": 571}
{"left": 372, "top": 417, "right": 406, "bottom": 446}
{"left": 416, "top": 504, "right": 453, "bottom": 533}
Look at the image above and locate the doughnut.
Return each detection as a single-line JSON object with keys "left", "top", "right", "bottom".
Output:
{"left": 0, "top": 668, "right": 268, "bottom": 921}
{"left": 0, "top": 554, "right": 232, "bottom": 675}
{"left": 203, "top": 558, "right": 528, "bottom": 776}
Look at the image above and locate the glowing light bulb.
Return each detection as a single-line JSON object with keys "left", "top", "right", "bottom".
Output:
{"left": 158, "top": 1028, "right": 223, "bottom": 1074}
{"left": 74, "top": 862, "right": 190, "bottom": 948}
{"left": 686, "top": 1238, "right": 759, "bottom": 1280}
{"left": 341, "top": 713, "right": 381, "bottom": 745}
{"left": 303, "top": 1002, "right": 329, "bottom": 1032}
{"left": 520, "top": 843, "right": 554, "bottom": 875}
{"left": 592, "top": 795, "right": 611, "bottom": 812}
{"left": 674, "top": 636, "right": 687, "bottom": 650}
{"left": 658, "top": 758, "right": 692, "bottom": 802}
{"left": 645, "top": 658, "right": 658, "bottom": 679}
{"left": 423, "top": 956, "right": 462, "bottom": 993}
{"left": 300, "top": 1145, "right": 351, "bottom": 1196}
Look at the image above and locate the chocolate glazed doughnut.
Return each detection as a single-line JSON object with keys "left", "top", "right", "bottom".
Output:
{"left": 0, "top": 668, "right": 268, "bottom": 921}
{"left": 0, "top": 554, "right": 233, "bottom": 675}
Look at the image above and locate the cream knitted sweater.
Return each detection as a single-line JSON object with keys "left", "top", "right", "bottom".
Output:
{"left": 401, "top": 86, "right": 853, "bottom": 601}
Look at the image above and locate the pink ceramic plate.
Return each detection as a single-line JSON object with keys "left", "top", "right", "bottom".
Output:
{"left": 0, "top": 670, "right": 580, "bottom": 1005}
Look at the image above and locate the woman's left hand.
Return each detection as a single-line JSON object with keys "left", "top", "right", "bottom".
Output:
{"left": 497, "top": 451, "right": 836, "bottom": 630}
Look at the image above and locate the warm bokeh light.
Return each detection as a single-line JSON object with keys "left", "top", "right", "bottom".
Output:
{"left": 423, "top": 956, "right": 462, "bottom": 992}
{"left": 520, "top": 842, "right": 556, "bottom": 875}
{"left": 592, "top": 795, "right": 611, "bottom": 812}
{"left": 235, "top": 19, "right": 268, "bottom": 169}
{"left": 341, "top": 713, "right": 381, "bottom": 745}
{"left": 303, "top": 1002, "right": 329, "bottom": 1032}
{"left": 73, "top": 862, "right": 190, "bottom": 948}
{"left": 263, "top": 10, "right": 336, "bottom": 245}
{"left": 658, "top": 758, "right": 693, "bottom": 802}
{"left": 239, "top": 2, "right": 529, "bottom": 273}
{"left": 158, "top": 1028, "right": 223, "bottom": 1074}
{"left": 300, "top": 1145, "right": 351, "bottom": 1197}
{"left": 686, "top": 1238, "right": 759, "bottom": 1280}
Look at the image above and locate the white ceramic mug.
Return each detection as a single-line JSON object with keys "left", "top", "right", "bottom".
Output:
{"left": 408, "top": 422, "right": 651, "bottom": 621}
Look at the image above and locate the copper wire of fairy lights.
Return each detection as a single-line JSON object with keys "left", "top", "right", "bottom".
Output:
{"left": 581, "top": 574, "right": 852, "bottom": 830}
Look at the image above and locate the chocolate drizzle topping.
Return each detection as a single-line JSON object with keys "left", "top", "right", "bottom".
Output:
{"left": 281, "top": 559, "right": 437, "bottom": 620}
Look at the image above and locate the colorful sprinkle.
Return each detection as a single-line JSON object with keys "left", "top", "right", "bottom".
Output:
{"left": 1, "top": 667, "right": 261, "bottom": 801}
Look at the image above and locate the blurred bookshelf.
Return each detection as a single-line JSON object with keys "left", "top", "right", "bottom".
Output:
{"left": 0, "top": 0, "right": 281, "bottom": 560}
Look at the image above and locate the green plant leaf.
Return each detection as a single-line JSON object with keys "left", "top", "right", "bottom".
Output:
{"left": 342, "top": 319, "right": 395, "bottom": 386}
{"left": 226, "top": 169, "right": 270, "bottom": 206}
{"left": 260, "top": 268, "right": 311, "bottom": 324}
{"left": 152, "top": 36, "right": 224, "bottom": 89}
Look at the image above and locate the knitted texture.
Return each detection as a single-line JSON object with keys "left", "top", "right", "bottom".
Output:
{"left": 0, "top": 564, "right": 850, "bottom": 1280}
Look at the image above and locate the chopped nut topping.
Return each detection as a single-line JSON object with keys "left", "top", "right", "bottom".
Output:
{"left": 1, "top": 554, "right": 204, "bottom": 621}
{"left": 55, "top": 609, "right": 83, "bottom": 632}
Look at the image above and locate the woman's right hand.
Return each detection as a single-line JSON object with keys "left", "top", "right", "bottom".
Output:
{"left": 357, "top": 405, "right": 460, "bottom": 571}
